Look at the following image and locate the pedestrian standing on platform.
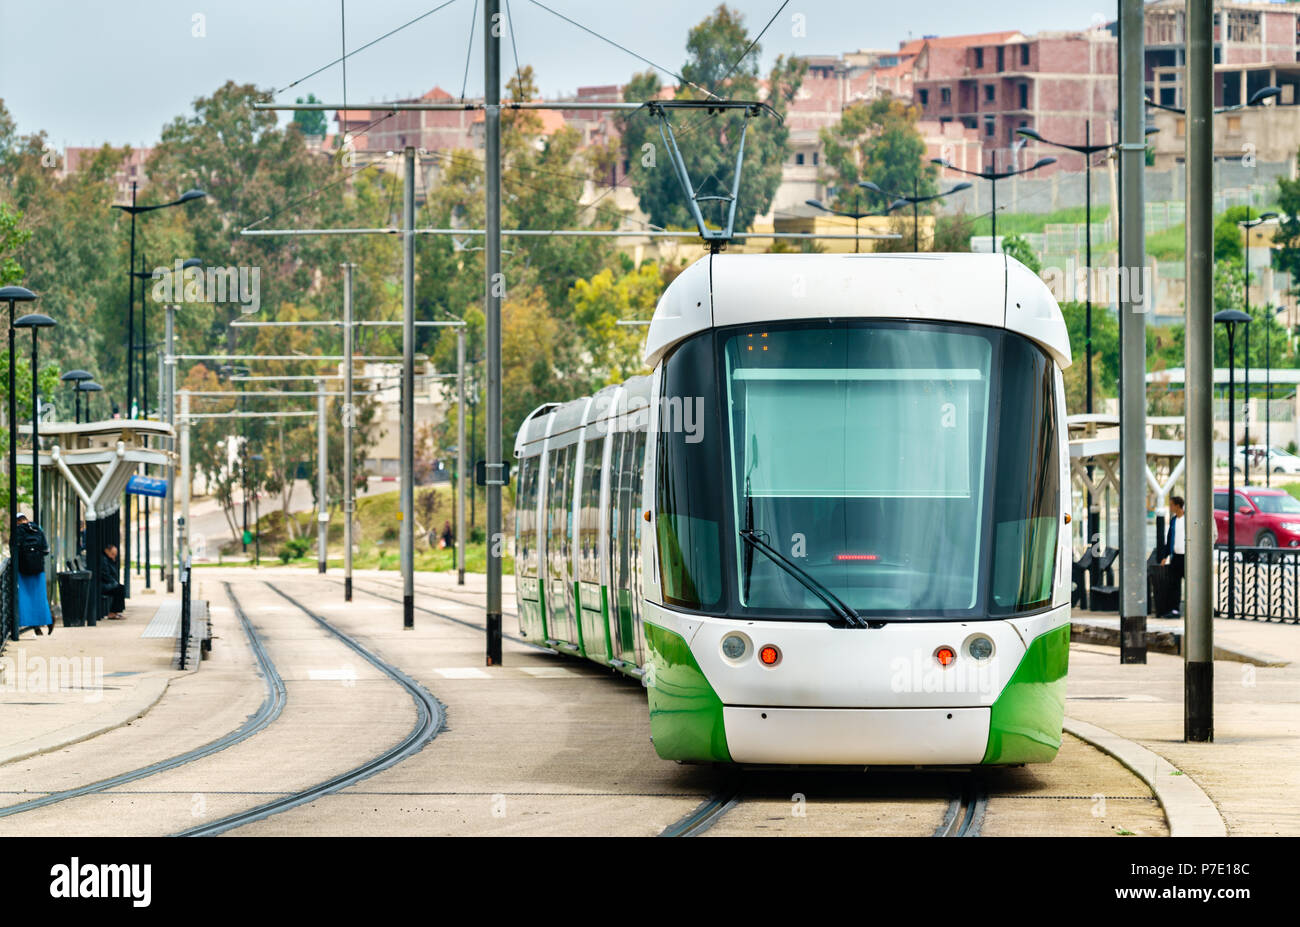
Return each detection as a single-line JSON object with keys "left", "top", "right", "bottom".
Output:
{"left": 100, "top": 542, "right": 126, "bottom": 619}
{"left": 1160, "top": 496, "right": 1185, "bottom": 618}
{"left": 14, "top": 512, "right": 53, "bottom": 636}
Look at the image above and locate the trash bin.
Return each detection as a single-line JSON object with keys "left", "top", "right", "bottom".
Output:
{"left": 58, "top": 570, "right": 92, "bottom": 628}
{"left": 1147, "top": 563, "right": 1179, "bottom": 617}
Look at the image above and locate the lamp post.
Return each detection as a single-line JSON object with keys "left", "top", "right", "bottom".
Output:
{"left": 1239, "top": 212, "right": 1278, "bottom": 488}
{"left": 1267, "top": 306, "right": 1286, "bottom": 486}
{"left": 111, "top": 185, "right": 206, "bottom": 599}
{"left": 249, "top": 453, "right": 263, "bottom": 566}
{"left": 929, "top": 155, "right": 1056, "bottom": 252}
{"left": 14, "top": 314, "right": 56, "bottom": 530}
{"left": 219, "top": 364, "right": 251, "bottom": 552}
{"left": 1017, "top": 124, "right": 1160, "bottom": 417}
{"left": 858, "top": 179, "right": 972, "bottom": 251}
{"left": 2, "top": 285, "right": 37, "bottom": 642}
{"left": 61, "top": 369, "right": 93, "bottom": 424}
{"left": 77, "top": 381, "right": 102, "bottom": 422}
{"left": 1146, "top": 84, "right": 1280, "bottom": 115}
{"left": 803, "top": 191, "right": 905, "bottom": 252}
{"left": 1216, "top": 309, "right": 1251, "bottom": 626}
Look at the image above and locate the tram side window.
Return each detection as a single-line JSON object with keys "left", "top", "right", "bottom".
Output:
{"left": 547, "top": 446, "right": 571, "bottom": 579}
{"left": 628, "top": 431, "right": 647, "bottom": 645}
{"left": 989, "top": 337, "right": 1059, "bottom": 614}
{"left": 656, "top": 336, "right": 724, "bottom": 611}
{"left": 516, "top": 457, "right": 539, "bottom": 578}
{"left": 578, "top": 438, "right": 603, "bottom": 584}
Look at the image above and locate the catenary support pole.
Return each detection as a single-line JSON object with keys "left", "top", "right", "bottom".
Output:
{"left": 164, "top": 304, "right": 176, "bottom": 592}
{"left": 180, "top": 390, "right": 190, "bottom": 561}
{"left": 343, "top": 262, "right": 355, "bottom": 602}
{"left": 402, "top": 146, "right": 415, "bottom": 629}
{"left": 1119, "top": 0, "right": 1148, "bottom": 662}
{"left": 1185, "top": 0, "right": 1214, "bottom": 743}
{"left": 457, "top": 325, "right": 466, "bottom": 586}
{"left": 484, "top": 0, "right": 504, "bottom": 664}
{"left": 317, "top": 375, "right": 328, "bottom": 573}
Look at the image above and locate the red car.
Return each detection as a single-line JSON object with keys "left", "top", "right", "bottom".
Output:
{"left": 1214, "top": 487, "right": 1300, "bottom": 547}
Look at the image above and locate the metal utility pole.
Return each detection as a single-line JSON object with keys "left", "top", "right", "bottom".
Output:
{"left": 1184, "top": 0, "right": 1215, "bottom": 743}
{"left": 401, "top": 145, "right": 416, "bottom": 630}
{"left": 164, "top": 303, "right": 176, "bottom": 592}
{"left": 457, "top": 326, "right": 466, "bottom": 586}
{"left": 484, "top": 0, "right": 504, "bottom": 665}
{"left": 342, "top": 262, "right": 355, "bottom": 602}
{"left": 1118, "top": 0, "right": 1148, "bottom": 663}
{"left": 179, "top": 390, "right": 190, "bottom": 561}
{"left": 317, "top": 376, "right": 328, "bottom": 573}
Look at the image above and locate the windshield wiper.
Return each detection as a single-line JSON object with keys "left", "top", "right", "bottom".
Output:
{"left": 739, "top": 528, "right": 868, "bottom": 629}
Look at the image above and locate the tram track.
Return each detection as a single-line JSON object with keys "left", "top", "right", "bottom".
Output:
{"left": 0, "top": 582, "right": 287, "bottom": 820}
{"left": 659, "top": 772, "right": 987, "bottom": 837}
{"left": 176, "top": 582, "right": 445, "bottom": 836}
{"left": 323, "top": 575, "right": 548, "bottom": 652}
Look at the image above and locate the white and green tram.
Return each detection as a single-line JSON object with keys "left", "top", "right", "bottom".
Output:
{"left": 514, "top": 252, "right": 1072, "bottom": 766}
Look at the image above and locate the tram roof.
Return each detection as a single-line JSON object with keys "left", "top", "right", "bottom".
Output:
{"left": 643, "top": 252, "right": 1070, "bottom": 370}
{"left": 514, "top": 375, "right": 652, "bottom": 457}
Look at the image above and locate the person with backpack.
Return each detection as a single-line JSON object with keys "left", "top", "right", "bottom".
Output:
{"left": 13, "top": 513, "right": 53, "bottom": 636}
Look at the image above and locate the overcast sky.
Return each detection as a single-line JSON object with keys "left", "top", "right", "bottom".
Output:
{"left": 1, "top": 0, "right": 1117, "bottom": 149}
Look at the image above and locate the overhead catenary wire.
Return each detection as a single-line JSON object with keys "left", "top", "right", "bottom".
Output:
{"left": 459, "top": 0, "right": 479, "bottom": 102}
{"left": 526, "top": 0, "right": 717, "bottom": 101}
{"left": 276, "top": 0, "right": 461, "bottom": 95}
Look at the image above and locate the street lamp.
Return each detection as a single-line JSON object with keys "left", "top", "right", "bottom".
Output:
{"left": 929, "top": 156, "right": 1056, "bottom": 252}
{"left": 804, "top": 193, "right": 906, "bottom": 252}
{"left": 1216, "top": 309, "right": 1251, "bottom": 623}
{"left": 1017, "top": 124, "right": 1159, "bottom": 417}
{"left": 1267, "top": 305, "right": 1287, "bottom": 486}
{"left": 858, "top": 179, "right": 972, "bottom": 251}
{"left": 1239, "top": 212, "right": 1278, "bottom": 488}
{"left": 1, "top": 285, "right": 37, "bottom": 642}
{"left": 76, "top": 380, "right": 102, "bottom": 422}
{"left": 1146, "top": 85, "right": 1281, "bottom": 115}
{"left": 111, "top": 185, "right": 206, "bottom": 599}
{"left": 60, "top": 369, "right": 93, "bottom": 424}
{"left": 14, "top": 313, "right": 56, "bottom": 530}
{"left": 249, "top": 453, "right": 263, "bottom": 566}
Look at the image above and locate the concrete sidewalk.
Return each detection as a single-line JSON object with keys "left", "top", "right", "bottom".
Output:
{"left": 1065, "top": 615, "right": 1300, "bottom": 835}
{"left": 0, "top": 598, "right": 186, "bottom": 766}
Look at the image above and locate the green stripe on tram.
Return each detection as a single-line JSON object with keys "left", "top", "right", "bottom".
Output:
{"left": 643, "top": 622, "right": 731, "bottom": 763}
{"left": 982, "top": 623, "right": 1070, "bottom": 764}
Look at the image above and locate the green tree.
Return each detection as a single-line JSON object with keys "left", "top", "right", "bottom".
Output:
{"left": 1001, "top": 234, "right": 1041, "bottom": 274}
{"left": 821, "top": 97, "right": 936, "bottom": 213}
{"left": 618, "top": 5, "right": 804, "bottom": 233}
{"left": 0, "top": 201, "right": 30, "bottom": 285}
{"left": 292, "top": 94, "right": 327, "bottom": 138}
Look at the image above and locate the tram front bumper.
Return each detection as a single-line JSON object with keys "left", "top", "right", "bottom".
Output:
{"left": 722, "top": 705, "right": 990, "bottom": 765}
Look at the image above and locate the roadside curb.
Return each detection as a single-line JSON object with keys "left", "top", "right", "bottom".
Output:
{"left": 1070, "top": 621, "right": 1289, "bottom": 667}
{"left": 0, "top": 676, "right": 171, "bottom": 768}
{"left": 1064, "top": 716, "right": 1227, "bottom": 837}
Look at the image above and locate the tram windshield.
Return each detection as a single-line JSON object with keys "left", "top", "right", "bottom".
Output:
{"left": 654, "top": 321, "right": 1060, "bottom": 621}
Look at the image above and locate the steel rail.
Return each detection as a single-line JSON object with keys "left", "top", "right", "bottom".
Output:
{"left": 177, "top": 581, "right": 445, "bottom": 836}
{"left": 0, "top": 583, "right": 286, "bottom": 818}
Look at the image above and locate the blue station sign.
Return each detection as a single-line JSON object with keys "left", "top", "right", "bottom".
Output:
{"left": 126, "top": 475, "right": 168, "bottom": 498}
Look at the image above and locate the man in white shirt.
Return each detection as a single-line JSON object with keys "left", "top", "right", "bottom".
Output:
{"left": 1160, "top": 496, "right": 1185, "bottom": 617}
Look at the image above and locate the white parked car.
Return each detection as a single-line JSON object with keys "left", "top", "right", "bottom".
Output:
{"left": 1234, "top": 445, "right": 1300, "bottom": 475}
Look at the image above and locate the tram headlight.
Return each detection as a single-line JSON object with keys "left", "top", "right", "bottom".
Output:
{"left": 966, "top": 636, "right": 994, "bottom": 661}
{"left": 721, "top": 633, "right": 749, "bottom": 661}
